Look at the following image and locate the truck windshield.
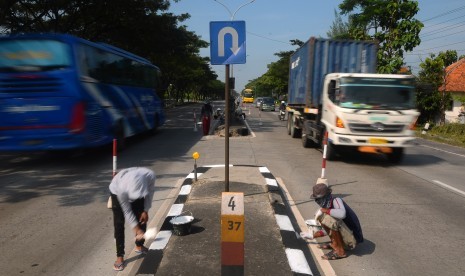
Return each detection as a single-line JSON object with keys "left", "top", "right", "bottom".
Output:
{"left": 0, "top": 39, "right": 71, "bottom": 72}
{"left": 337, "top": 77, "right": 416, "bottom": 110}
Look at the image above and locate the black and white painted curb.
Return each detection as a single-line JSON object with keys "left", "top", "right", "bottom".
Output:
{"left": 137, "top": 165, "right": 316, "bottom": 276}
{"left": 260, "top": 166, "right": 316, "bottom": 276}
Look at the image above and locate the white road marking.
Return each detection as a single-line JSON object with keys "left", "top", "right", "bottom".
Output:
{"left": 266, "top": 178, "right": 278, "bottom": 187}
{"left": 167, "top": 204, "right": 184, "bottom": 217}
{"left": 285, "top": 248, "right": 313, "bottom": 275}
{"left": 186, "top": 172, "right": 202, "bottom": 179}
{"left": 433, "top": 180, "right": 465, "bottom": 197}
{"left": 421, "top": 144, "right": 465, "bottom": 158}
{"left": 275, "top": 214, "right": 294, "bottom": 232}
{"left": 179, "top": 185, "right": 192, "bottom": 195}
{"left": 149, "top": 230, "right": 172, "bottom": 250}
{"left": 204, "top": 164, "right": 234, "bottom": 168}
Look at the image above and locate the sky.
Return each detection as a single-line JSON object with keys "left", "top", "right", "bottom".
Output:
{"left": 168, "top": 0, "right": 465, "bottom": 92}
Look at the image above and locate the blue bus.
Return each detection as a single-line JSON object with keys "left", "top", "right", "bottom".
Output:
{"left": 0, "top": 33, "right": 165, "bottom": 151}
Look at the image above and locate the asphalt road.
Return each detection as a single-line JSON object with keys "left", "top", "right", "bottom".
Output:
{"left": 245, "top": 104, "right": 465, "bottom": 276}
{"left": 1, "top": 101, "right": 464, "bottom": 275}
{"left": 0, "top": 104, "right": 203, "bottom": 275}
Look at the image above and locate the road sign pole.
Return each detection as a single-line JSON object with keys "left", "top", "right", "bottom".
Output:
{"left": 209, "top": 20, "right": 246, "bottom": 192}
{"left": 225, "top": 64, "right": 230, "bottom": 192}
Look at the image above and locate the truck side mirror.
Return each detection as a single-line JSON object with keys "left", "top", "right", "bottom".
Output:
{"left": 328, "top": 80, "right": 336, "bottom": 102}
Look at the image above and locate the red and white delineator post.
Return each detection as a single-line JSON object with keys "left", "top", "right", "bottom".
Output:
{"left": 113, "top": 139, "right": 117, "bottom": 177}
{"left": 193, "top": 108, "right": 198, "bottom": 132}
{"left": 316, "top": 131, "right": 328, "bottom": 185}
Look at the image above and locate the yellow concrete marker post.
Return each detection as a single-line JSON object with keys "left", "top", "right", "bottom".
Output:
{"left": 221, "top": 192, "right": 244, "bottom": 275}
{"left": 192, "top": 152, "right": 200, "bottom": 181}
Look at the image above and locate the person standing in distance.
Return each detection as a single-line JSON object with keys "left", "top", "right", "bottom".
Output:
{"left": 109, "top": 167, "right": 156, "bottom": 271}
{"left": 201, "top": 100, "right": 213, "bottom": 135}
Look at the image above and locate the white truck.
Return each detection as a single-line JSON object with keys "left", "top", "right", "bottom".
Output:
{"left": 286, "top": 37, "right": 419, "bottom": 163}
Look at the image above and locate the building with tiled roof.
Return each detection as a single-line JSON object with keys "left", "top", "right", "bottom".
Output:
{"left": 439, "top": 59, "right": 465, "bottom": 123}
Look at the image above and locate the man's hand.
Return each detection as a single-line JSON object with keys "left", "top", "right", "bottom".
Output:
{"left": 139, "top": 211, "right": 148, "bottom": 225}
{"left": 314, "top": 209, "right": 323, "bottom": 221}
{"left": 134, "top": 226, "right": 145, "bottom": 241}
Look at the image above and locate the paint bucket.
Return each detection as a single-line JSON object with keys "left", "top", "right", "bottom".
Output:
{"left": 170, "top": 213, "right": 194, "bottom": 236}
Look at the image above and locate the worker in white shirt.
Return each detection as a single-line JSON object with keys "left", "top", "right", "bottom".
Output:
{"left": 109, "top": 167, "right": 156, "bottom": 271}
{"left": 310, "top": 181, "right": 363, "bottom": 260}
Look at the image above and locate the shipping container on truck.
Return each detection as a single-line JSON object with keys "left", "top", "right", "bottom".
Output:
{"left": 286, "top": 37, "right": 419, "bottom": 163}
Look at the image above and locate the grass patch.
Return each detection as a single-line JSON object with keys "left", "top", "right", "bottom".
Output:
{"left": 416, "top": 123, "right": 465, "bottom": 148}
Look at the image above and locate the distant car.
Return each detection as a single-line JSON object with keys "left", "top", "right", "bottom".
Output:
{"left": 254, "top": 97, "right": 263, "bottom": 108}
{"left": 260, "top": 97, "right": 276, "bottom": 111}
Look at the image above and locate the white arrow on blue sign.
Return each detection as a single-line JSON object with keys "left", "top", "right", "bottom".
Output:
{"left": 210, "top": 21, "right": 246, "bottom": 65}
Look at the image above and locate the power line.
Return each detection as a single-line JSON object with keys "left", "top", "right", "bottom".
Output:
{"left": 420, "top": 15, "right": 465, "bottom": 33}
{"left": 421, "top": 29, "right": 465, "bottom": 42}
{"left": 247, "top": 31, "right": 291, "bottom": 45}
{"left": 411, "top": 40, "right": 465, "bottom": 53}
{"left": 420, "top": 5, "right": 465, "bottom": 22}
{"left": 407, "top": 5, "right": 465, "bottom": 56}
{"left": 405, "top": 48, "right": 465, "bottom": 56}
{"left": 421, "top": 20, "right": 465, "bottom": 38}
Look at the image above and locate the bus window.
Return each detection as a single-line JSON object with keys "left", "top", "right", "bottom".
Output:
{"left": 0, "top": 39, "right": 71, "bottom": 72}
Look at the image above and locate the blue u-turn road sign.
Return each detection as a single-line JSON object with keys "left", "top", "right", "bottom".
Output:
{"left": 210, "top": 21, "right": 246, "bottom": 65}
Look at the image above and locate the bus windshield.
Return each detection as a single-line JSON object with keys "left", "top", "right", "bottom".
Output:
{"left": 0, "top": 40, "right": 71, "bottom": 72}
{"left": 336, "top": 77, "right": 416, "bottom": 110}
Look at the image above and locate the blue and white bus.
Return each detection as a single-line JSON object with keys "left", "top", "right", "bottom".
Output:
{"left": 0, "top": 33, "right": 165, "bottom": 151}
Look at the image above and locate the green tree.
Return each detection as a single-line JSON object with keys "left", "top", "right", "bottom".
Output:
{"left": 417, "top": 50, "right": 460, "bottom": 124}
{"left": 0, "top": 0, "right": 219, "bottom": 102}
{"left": 327, "top": 10, "right": 353, "bottom": 39}
{"left": 339, "top": 0, "right": 423, "bottom": 73}
{"left": 244, "top": 40, "right": 301, "bottom": 99}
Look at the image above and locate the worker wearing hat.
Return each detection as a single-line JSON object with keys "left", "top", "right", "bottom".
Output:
{"left": 308, "top": 179, "right": 363, "bottom": 260}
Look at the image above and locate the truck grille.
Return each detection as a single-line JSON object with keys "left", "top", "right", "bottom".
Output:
{"left": 348, "top": 123, "right": 405, "bottom": 133}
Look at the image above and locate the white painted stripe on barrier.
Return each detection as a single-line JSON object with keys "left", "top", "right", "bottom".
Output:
{"left": 285, "top": 248, "right": 313, "bottom": 275}
{"left": 167, "top": 204, "right": 184, "bottom": 217}
{"left": 179, "top": 185, "right": 192, "bottom": 195}
{"left": 187, "top": 172, "right": 203, "bottom": 179}
{"left": 275, "top": 214, "right": 294, "bottom": 232}
{"left": 149, "top": 230, "right": 172, "bottom": 250}
{"left": 266, "top": 178, "right": 278, "bottom": 187}
{"left": 259, "top": 166, "right": 270, "bottom": 173}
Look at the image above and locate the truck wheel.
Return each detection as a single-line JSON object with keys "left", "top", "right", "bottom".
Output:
{"left": 287, "top": 116, "right": 292, "bottom": 135}
{"left": 291, "top": 125, "right": 301, "bottom": 138}
{"left": 302, "top": 134, "right": 315, "bottom": 148}
{"left": 387, "top": 148, "right": 404, "bottom": 163}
